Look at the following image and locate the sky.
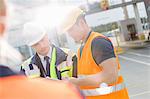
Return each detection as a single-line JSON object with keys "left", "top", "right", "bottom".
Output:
{"left": 86, "top": 2, "right": 147, "bottom": 27}
{"left": 7, "top": 0, "right": 148, "bottom": 46}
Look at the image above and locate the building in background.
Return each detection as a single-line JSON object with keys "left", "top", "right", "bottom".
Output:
{"left": 144, "top": 0, "right": 150, "bottom": 23}
{"left": 7, "top": 0, "right": 148, "bottom": 60}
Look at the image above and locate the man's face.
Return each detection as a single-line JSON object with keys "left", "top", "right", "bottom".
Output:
{"left": 32, "top": 35, "right": 50, "bottom": 56}
{"left": 67, "top": 19, "right": 84, "bottom": 42}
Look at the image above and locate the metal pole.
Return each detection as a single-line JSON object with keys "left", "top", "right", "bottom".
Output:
{"left": 133, "top": 2, "right": 143, "bottom": 34}
{"left": 143, "top": 0, "right": 150, "bottom": 23}
{"left": 112, "top": 23, "right": 120, "bottom": 47}
{"left": 115, "top": 30, "right": 120, "bottom": 47}
{"left": 122, "top": 0, "right": 129, "bottom": 19}
{"left": 86, "top": 0, "right": 89, "bottom": 4}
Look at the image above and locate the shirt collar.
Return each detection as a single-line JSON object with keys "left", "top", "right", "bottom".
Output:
{"left": 38, "top": 46, "right": 52, "bottom": 61}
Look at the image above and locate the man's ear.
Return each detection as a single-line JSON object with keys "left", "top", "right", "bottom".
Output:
{"left": 77, "top": 18, "right": 85, "bottom": 27}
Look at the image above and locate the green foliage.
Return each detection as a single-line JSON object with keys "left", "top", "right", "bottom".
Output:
{"left": 92, "top": 22, "right": 118, "bottom": 33}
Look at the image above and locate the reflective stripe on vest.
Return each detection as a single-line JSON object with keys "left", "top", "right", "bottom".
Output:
{"left": 50, "top": 47, "right": 58, "bottom": 79}
{"left": 60, "top": 66, "right": 73, "bottom": 78}
{"left": 78, "top": 70, "right": 124, "bottom": 96}
{"left": 21, "top": 58, "right": 41, "bottom": 78}
{"left": 28, "top": 73, "right": 40, "bottom": 78}
{"left": 82, "top": 83, "right": 125, "bottom": 96}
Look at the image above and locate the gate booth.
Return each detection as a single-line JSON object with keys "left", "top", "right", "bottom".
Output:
{"left": 127, "top": 24, "right": 138, "bottom": 41}
{"left": 118, "top": 18, "right": 139, "bottom": 42}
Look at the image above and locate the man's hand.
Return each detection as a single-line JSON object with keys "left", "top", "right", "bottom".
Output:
{"left": 64, "top": 58, "right": 118, "bottom": 87}
{"left": 66, "top": 50, "right": 74, "bottom": 66}
{"left": 63, "top": 77, "right": 79, "bottom": 86}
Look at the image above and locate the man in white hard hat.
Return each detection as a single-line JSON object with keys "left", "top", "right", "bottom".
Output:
{"left": 0, "top": 1, "right": 83, "bottom": 98}
{"left": 21, "top": 22, "right": 76, "bottom": 79}
{"left": 60, "top": 7, "right": 129, "bottom": 99}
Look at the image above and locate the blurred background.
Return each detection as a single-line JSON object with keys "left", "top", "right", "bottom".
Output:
{"left": 4, "top": 0, "right": 150, "bottom": 98}
{"left": 6, "top": 0, "right": 150, "bottom": 58}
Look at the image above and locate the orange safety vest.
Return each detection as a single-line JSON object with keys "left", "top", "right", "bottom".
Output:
{"left": 77, "top": 32, "right": 129, "bottom": 99}
{"left": 0, "top": 75, "right": 83, "bottom": 99}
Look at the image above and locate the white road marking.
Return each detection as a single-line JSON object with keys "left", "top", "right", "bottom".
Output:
{"left": 119, "top": 56, "right": 150, "bottom": 66}
{"left": 130, "top": 91, "right": 150, "bottom": 97}
{"left": 127, "top": 52, "right": 150, "bottom": 58}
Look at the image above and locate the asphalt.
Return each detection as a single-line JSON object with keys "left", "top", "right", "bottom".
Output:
{"left": 119, "top": 43, "right": 150, "bottom": 99}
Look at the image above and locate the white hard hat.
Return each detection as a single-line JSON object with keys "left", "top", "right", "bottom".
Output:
{"left": 23, "top": 22, "right": 46, "bottom": 46}
{"left": 60, "top": 7, "right": 84, "bottom": 33}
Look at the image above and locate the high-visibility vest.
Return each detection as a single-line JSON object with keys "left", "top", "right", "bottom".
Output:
{"left": 21, "top": 57, "right": 40, "bottom": 78}
{"left": 0, "top": 75, "right": 84, "bottom": 99}
{"left": 22, "top": 47, "right": 73, "bottom": 79}
{"left": 77, "top": 32, "right": 129, "bottom": 99}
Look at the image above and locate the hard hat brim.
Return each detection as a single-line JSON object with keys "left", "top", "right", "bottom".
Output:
{"left": 60, "top": 8, "right": 84, "bottom": 33}
{"left": 28, "top": 33, "right": 46, "bottom": 46}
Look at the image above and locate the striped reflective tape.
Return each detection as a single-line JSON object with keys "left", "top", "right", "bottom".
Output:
{"left": 82, "top": 83, "right": 125, "bottom": 96}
